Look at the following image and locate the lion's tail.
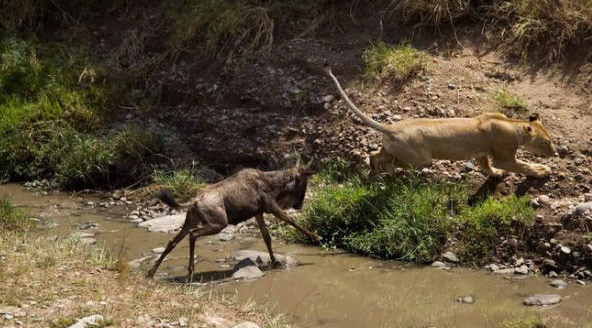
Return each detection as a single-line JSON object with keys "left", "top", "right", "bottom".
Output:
{"left": 323, "top": 64, "right": 393, "bottom": 135}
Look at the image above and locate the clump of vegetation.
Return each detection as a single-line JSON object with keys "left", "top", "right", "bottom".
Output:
{"left": 493, "top": 88, "right": 528, "bottom": 113}
{"left": 500, "top": 316, "right": 547, "bottom": 328}
{"left": 153, "top": 169, "right": 206, "bottom": 199}
{"left": 0, "top": 38, "right": 163, "bottom": 188}
{"left": 363, "top": 42, "right": 427, "bottom": 82}
{"left": 0, "top": 196, "right": 33, "bottom": 231}
{"left": 393, "top": 0, "right": 472, "bottom": 27}
{"left": 286, "top": 161, "right": 534, "bottom": 263}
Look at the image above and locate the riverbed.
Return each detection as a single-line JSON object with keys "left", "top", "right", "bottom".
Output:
{"left": 2, "top": 184, "right": 591, "bottom": 328}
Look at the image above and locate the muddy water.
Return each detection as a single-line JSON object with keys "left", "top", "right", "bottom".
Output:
{"left": 2, "top": 184, "right": 592, "bottom": 328}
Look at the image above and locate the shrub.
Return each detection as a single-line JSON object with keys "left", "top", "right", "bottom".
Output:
{"left": 363, "top": 42, "right": 426, "bottom": 82}
{"left": 292, "top": 167, "right": 534, "bottom": 263}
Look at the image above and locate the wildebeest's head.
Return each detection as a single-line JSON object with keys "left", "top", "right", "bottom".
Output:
{"left": 277, "top": 158, "right": 315, "bottom": 210}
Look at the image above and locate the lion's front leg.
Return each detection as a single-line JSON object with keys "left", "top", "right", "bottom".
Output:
{"left": 476, "top": 157, "right": 507, "bottom": 177}
{"left": 493, "top": 158, "right": 551, "bottom": 178}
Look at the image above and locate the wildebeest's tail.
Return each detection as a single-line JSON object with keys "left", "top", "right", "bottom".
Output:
{"left": 154, "top": 188, "right": 181, "bottom": 209}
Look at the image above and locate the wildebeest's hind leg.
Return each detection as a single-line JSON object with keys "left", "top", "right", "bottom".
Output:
{"left": 186, "top": 224, "right": 225, "bottom": 282}
{"left": 255, "top": 214, "right": 277, "bottom": 266}
{"left": 147, "top": 224, "right": 191, "bottom": 278}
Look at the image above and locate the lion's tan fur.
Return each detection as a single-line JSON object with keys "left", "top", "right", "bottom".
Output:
{"left": 324, "top": 66, "right": 556, "bottom": 178}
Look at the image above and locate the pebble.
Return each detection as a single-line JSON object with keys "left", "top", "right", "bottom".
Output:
{"left": 560, "top": 246, "right": 571, "bottom": 255}
{"left": 152, "top": 247, "right": 166, "bottom": 254}
{"left": 458, "top": 295, "right": 474, "bottom": 304}
{"left": 431, "top": 261, "right": 449, "bottom": 269}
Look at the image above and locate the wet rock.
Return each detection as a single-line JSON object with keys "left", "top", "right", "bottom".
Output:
{"left": 487, "top": 264, "right": 500, "bottom": 272}
{"left": 523, "top": 294, "right": 562, "bottom": 306}
{"left": 138, "top": 213, "right": 185, "bottom": 233}
{"left": 441, "top": 251, "right": 459, "bottom": 263}
{"left": 233, "top": 250, "right": 298, "bottom": 267}
{"left": 80, "top": 222, "right": 98, "bottom": 230}
{"left": 68, "top": 314, "right": 104, "bottom": 328}
{"left": 550, "top": 279, "right": 567, "bottom": 288}
{"left": 574, "top": 202, "right": 592, "bottom": 216}
{"left": 431, "top": 261, "right": 449, "bottom": 269}
{"left": 232, "top": 322, "right": 261, "bottom": 328}
{"left": 458, "top": 295, "right": 474, "bottom": 304}
{"left": 232, "top": 258, "right": 264, "bottom": 279}
{"left": 493, "top": 268, "right": 515, "bottom": 275}
{"left": 576, "top": 280, "right": 586, "bottom": 286}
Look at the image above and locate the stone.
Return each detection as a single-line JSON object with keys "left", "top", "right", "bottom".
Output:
{"left": 152, "top": 247, "right": 166, "bottom": 254}
{"left": 575, "top": 202, "right": 592, "bottom": 216}
{"left": 128, "top": 255, "right": 155, "bottom": 270}
{"left": 550, "top": 279, "right": 567, "bottom": 288}
{"left": 202, "top": 314, "right": 235, "bottom": 327}
{"left": 493, "top": 268, "right": 516, "bottom": 275}
{"left": 217, "top": 232, "right": 235, "bottom": 242}
{"left": 233, "top": 250, "right": 298, "bottom": 267}
{"left": 441, "top": 251, "right": 459, "bottom": 263}
{"left": 68, "top": 314, "right": 104, "bottom": 328}
{"left": 514, "top": 265, "right": 529, "bottom": 275}
{"left": 80, "top": 222, "right": 98, "bottom": 230}
{"left": 576, "top": 280, "right": 586, "bottom": 286}
{"left": 458, "top": 295, "right": 474, "bottom": 304}
{"left": 560, "top": 246, "right": 571, "bottom": 255}
{"left": 431, "top": 261, "right": 449, "bottom": 269}
{"left": 523, "top": 294, "right": 562, "bottom": 306}
{"left": 138, "top": 213, "right": 186, "bottom": 233}
{"left": 232, "top": 322, "right": 261, "bottom": 328}
{"left": 231, "top": 258, "right": 264, "bottom": 279}
{"left": 81, "top": 238, "right": 96, "bottom": 245}
{"left": 488, "top": 264, "right": 500, "bottom": 272}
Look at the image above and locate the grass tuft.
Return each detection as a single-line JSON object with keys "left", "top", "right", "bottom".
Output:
{"left": 0, "top": 196, "right": 33, "bottom": 231}
{"left": 153, "top": 169, "right": 206, "bottom": 199}
{"left": 493, "top": 88, "right": 528, "bottom": 114}
{"left": 363, "top": 42, "right": 427, "bottom": 82}
{"left": 499, "top": 316, "right": 548, "bottom": 328}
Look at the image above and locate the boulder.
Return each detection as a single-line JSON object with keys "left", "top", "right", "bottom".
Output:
{"left": 233, "top": 250, "right": 298, "bottom": 267}
{"left": 231, "top": 258, "right": 264, "bottom": 279}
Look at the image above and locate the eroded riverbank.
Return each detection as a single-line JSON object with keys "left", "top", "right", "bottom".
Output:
{"left": 2, "top": 184, "right": 591, "bottom": 328}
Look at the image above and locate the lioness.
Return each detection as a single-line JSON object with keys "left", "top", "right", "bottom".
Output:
{"left": 324, "top": 65, "right": 557, "bottom": 178}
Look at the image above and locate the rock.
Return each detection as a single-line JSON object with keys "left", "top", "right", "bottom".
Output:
{"left": 138, "top": 213, "right": 186, "bottom": 233}
{"left": 80, "top": 222, "right": 98, "bottom": 230}
{"left": 431, "top": 261, "right": 449, "bottom": 269}
{"left": 458, "top": 295, "right": 474, "bottom": 304}
{"left": 575, "top": 202, "right": 592, "bottom": 216}
{"left": 548, "top": 271, "right": 559, "bottom": 278}
{"left": 560, "top": 246, "right": 571, "bottom": 255}
{"left": 576, "top": 280, "right": 586, "bottom": 286}
{"left": 231, "top": 258, "right": 264, "bottom": 279}
{"left": 550, "top": 279, "right": 567, "bottom": 288}
{"left": 233, "top": 250, "right": 298, "bottom": 266}
{"left": 538, "top": 195, "right": 551, "bottom": 205}
{"left": 441, "top": 251, "right": 459, "bottom": 263}
{"left": 217, "top": 232, "right": 235, "bottom": 242}
{"left": 514, "top": 265, "right": 529, "bottom": 275}
{"left": 232, "top": 322, "right": 261, "bottom": 328}
{"left": 80, "top": 238, "right": 96, "bottom": 245}
{"left": 68, "top": 314, "right": 104, "bottom": 328}
{"left": 128, "top": 255, "right": 155, "bottom": 270}
{"left": 152, "top": 247, "right": 166, "bottom": 254}
{"left": 523, "top": 294, "right": 561, "bottom": 306}
{"left": 488, "top": 264, "right": 500, "bottom": 272}
{"left": 493, "top": 268, "right": 516, "bottom": 275}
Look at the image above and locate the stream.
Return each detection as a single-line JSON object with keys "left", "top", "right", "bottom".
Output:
{"left": 2, "top": 184, "right": 591, "bottom": 328}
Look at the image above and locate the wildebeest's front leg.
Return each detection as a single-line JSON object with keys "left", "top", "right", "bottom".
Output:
{"left": 255, "top": 214, "right": 277, "bottom": 265}
{"left": 265, "top": 199, "right": 321, "bottom": 242}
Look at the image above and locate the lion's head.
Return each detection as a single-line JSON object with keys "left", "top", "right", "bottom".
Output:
{"left": 523, "top": 114, "right": 556, "bottom": 157}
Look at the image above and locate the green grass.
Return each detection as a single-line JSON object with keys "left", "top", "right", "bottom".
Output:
{"left": 153, "top": 169, "right": 206, "bottom": 199}
{"left": 499, "top": 316, "right": 547, "bottom": 328}
{"left": 0, "top": 196, "right": 33, "bottom": 232}
{"left": 285, "top": 164, "right": 534, "bottom": 263}
{"left": 0, "top": 37, "right": 162, "bottom": 188}
{"left": 493, "top": 88, "right": 528, "bottom": 113}
{"left": 363, "top": 42, "right": 427, "bottom": 82}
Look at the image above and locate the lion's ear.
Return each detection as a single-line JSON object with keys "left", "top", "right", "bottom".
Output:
{"left": 528, "top": 113, "right": 540, "bottom": 122}
{"left": 524, "top": 125, "right": 533, "bottom": 133}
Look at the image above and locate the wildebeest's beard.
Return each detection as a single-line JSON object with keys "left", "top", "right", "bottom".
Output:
{"left": 277, "top": 175, "right": 309, "bottom": 210}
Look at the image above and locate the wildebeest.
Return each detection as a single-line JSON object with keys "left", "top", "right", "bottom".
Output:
{"left": 146, "top": 161, "right": 321, "bottom": 280}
